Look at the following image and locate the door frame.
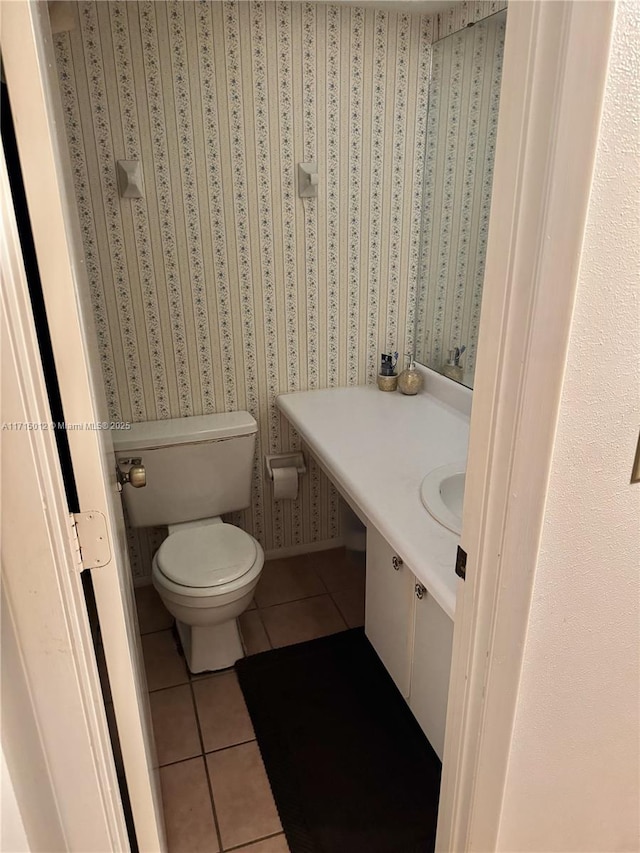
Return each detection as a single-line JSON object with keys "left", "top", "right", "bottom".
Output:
{"left": 1, "top": 146, "right": 129, "bottom": 851}
{"left": 1, "top": 2, "right": 165, "bottom": 849}
{"left": 438, "top": 1, "right": 616, "bottom": 850}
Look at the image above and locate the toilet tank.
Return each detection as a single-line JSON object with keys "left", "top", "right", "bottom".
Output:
{"left": 112, "top": 412, "right": 257, "bottom": 528}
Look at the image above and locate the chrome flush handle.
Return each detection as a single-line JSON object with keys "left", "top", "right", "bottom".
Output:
{"left": 392, "top": 554, "right": 403, "bottom": 571}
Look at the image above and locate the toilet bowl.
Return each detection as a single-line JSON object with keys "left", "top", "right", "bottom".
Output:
{"left": 151, "top": 518, "right": 264, "bottom": 672}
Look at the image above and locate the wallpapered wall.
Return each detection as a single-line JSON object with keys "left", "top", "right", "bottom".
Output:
{"left": 53, "top": 0, "right": 505, "bottom": 580}
{"left": 415, "top": 10, "right": 506, "bottom": 383}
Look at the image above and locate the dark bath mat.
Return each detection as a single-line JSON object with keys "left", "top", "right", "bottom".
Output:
{"left": 235, "top": 628, "right": 441, "bottom": 853}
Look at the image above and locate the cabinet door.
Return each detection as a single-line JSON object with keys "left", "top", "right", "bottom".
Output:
{"left": 365, "top": 526, "right": 414, "bottom": 697}
{"left": 409, "top": 588, "right": 454, "bottom": 760}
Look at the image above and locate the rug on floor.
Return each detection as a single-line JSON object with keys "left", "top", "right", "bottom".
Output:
{"left": 236, "top": 628, "right": 442, "bottom": 853}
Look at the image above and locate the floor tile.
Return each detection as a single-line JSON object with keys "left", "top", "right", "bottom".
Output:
{"left": 239, "top": 610, "right": 271, "bottom": 655}
{"left": 193, "top": 672, "right": 254, "bottom": 753}
{"left": 206, "top": 742, "right": 281, "bottom": 849}
{"left": 332, "top": 587, "right": 365, "bottom": 628}
{"left": 149, "top": 685, "right": 201, "bottom": 766}
{"left": 260, "top": 595, "right": 347, "bottom": 648}
{"left": 232, "top": 835, "right": 290, "bottom": 852}
{"left": 135, "top": 584, "right": 173, "bottom": 635}
{"left": 141, "top": 630, "right": 189, "bottom": 692}
{"left": 254, "top": 557, "right": 325, "bottom": 608}
{"left": 159, "top": 757, "right": 219, "bottom": 853}
{"left": 308, "top": 547, "right": 366, "bottom": 593}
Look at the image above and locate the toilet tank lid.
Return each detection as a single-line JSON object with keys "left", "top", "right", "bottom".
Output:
{"left": 112, "top": 412, "right": 257, "bottom": 452}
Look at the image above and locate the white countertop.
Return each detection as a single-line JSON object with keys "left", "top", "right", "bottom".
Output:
{"left": 277, "top": 370, "right": 471, "bottom": 619}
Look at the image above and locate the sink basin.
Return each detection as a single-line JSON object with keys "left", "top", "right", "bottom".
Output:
{"left": 420, "top": 463, "right": 466, "bottom": 535}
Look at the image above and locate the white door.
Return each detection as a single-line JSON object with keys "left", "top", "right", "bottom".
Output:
{"left": 1, "top": 3, "right": 165, "bottom": 850}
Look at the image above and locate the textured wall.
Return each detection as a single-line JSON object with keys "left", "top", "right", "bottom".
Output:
{"left": 415, "top": 10, "right": 506, "bottom": 384}
{"left": 53, "top": 0, "right": 503, "bottom": 578}
{"left": 497, "top": 2, "right": 640, "bottom": 849}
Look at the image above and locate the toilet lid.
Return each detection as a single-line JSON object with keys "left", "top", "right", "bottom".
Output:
{"left": 156, "top": 523, "right": 257, "bottom": 588}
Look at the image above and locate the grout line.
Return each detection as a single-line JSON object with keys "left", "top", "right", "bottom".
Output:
{"left": 188, "top": 682, "right": 206, "bottom": 756}
{"left": 138, "top": 625, "right": 175, "bottom": 637}
{"left": 239, "top": 604, "right": 274, "bottom": 652}
{"left": 223, "top": 830, "right": 287, "bottom": 851}
{"left": 189, "top": 666, "right": 236, "bottom": 683}
{"left": 203, "top": 754, "right": 225, "bottom": 853}
{"left": 147, "top": 678, "right": 191, "bottom": 694}
{"left": 255, "top": 591, "right": 338, "bottom": 612}
{"left": 203, "top": 737, "right": 257, "bottom": 757}
{"left": 238, "top": 622, "right": 249, "bottom": 656}
{"left": 252, "top": 606, "right": 273, "bottom": 651}
{"left": 328, "top": 592, "right": 351, "bottom": 630}
{"left": 160, "top": 737, "right": 282, "bottom": 766}
{"left": 253, "top": 554, "right": 331, "bottom": 609}
{"left": 257, "top": 607, "right": 276, "bottom": 650}
{"left": 188, "top": 679, "right": 224, "bottom": 853}
{"left": 157, "top": 752, "right": 203, "bottom": 771}
{"left": 309, "top": 560, "right": 331, "bottom": 596}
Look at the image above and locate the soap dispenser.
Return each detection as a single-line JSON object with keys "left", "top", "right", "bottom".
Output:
{"left": 397, "top": 352, "right": 423, "bottom": 396}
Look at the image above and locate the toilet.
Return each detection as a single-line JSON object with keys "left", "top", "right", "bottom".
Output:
{"left": 113, "top": 412, "right": 264, "bottom": 673}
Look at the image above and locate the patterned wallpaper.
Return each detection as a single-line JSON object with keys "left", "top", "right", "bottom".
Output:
{"left": 53, "top": 0, "right": 503, "bottom": 579}
{"left": 433, "top": 0, "right": 506, "bottom": 41}
{"left": 415, "top": 9, "right": 506, "bottom": 384}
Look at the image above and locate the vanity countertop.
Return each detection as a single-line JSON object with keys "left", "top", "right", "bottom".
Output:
{"left": 277, "top": 373, "right": 470, "bottom": 619}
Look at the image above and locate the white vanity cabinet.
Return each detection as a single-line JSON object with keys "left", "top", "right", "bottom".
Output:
{"left": 365, "top": 526, "right": 414, "bottom": 697}
{"left": 410, "top": 582, "right": 454, "bottom": 760}
{"left": 276, "top": 382, "right": 469, "bottom": 761}
{"left": 365, "top": 525, "right": 454, "bottom": 760}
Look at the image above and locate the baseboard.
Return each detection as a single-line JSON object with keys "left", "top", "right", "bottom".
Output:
{"left": 263, "top": 537, "right": 345, "bottom": 561}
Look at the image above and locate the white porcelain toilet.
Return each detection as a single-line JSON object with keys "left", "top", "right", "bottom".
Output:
{"left": 113, "top": 412, "right": 264, "bottom": 673}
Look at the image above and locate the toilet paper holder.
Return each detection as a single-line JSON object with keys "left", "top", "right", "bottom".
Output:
{"left": 265, "top": 452, "right": 307, "bottom": 481}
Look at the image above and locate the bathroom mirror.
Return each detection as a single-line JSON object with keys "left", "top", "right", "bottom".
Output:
{"left": 414, "top": 10, "right": 507, "bottom": 389}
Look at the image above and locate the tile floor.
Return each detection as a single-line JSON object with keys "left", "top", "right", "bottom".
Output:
{"left": 135, "top": 547, "right": 365, "bottom": 853}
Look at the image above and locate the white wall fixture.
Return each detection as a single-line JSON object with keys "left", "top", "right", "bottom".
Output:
{"left": 116, "top": 159, "right": 144, "bottom": 199}
{"left": 297, "top": 161, "right": 319, "bottom": 198}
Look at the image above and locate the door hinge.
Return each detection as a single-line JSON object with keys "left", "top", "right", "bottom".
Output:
{"left": 455, "top": 545, "right": 467, "bottom": 581}
{"left": 68, "top": 511, "right": 111, "bottom": 572}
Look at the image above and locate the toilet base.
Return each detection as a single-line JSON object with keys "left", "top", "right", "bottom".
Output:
{"left": 176, "top": 617, "right": 245, "bottom": 673}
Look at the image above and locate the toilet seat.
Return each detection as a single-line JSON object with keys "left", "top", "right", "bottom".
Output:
{"left": 157, "top": 523, "right": 257, "bottom": 588}
{"left": 153, "top": 523, "right": 264, "bottom": 601}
